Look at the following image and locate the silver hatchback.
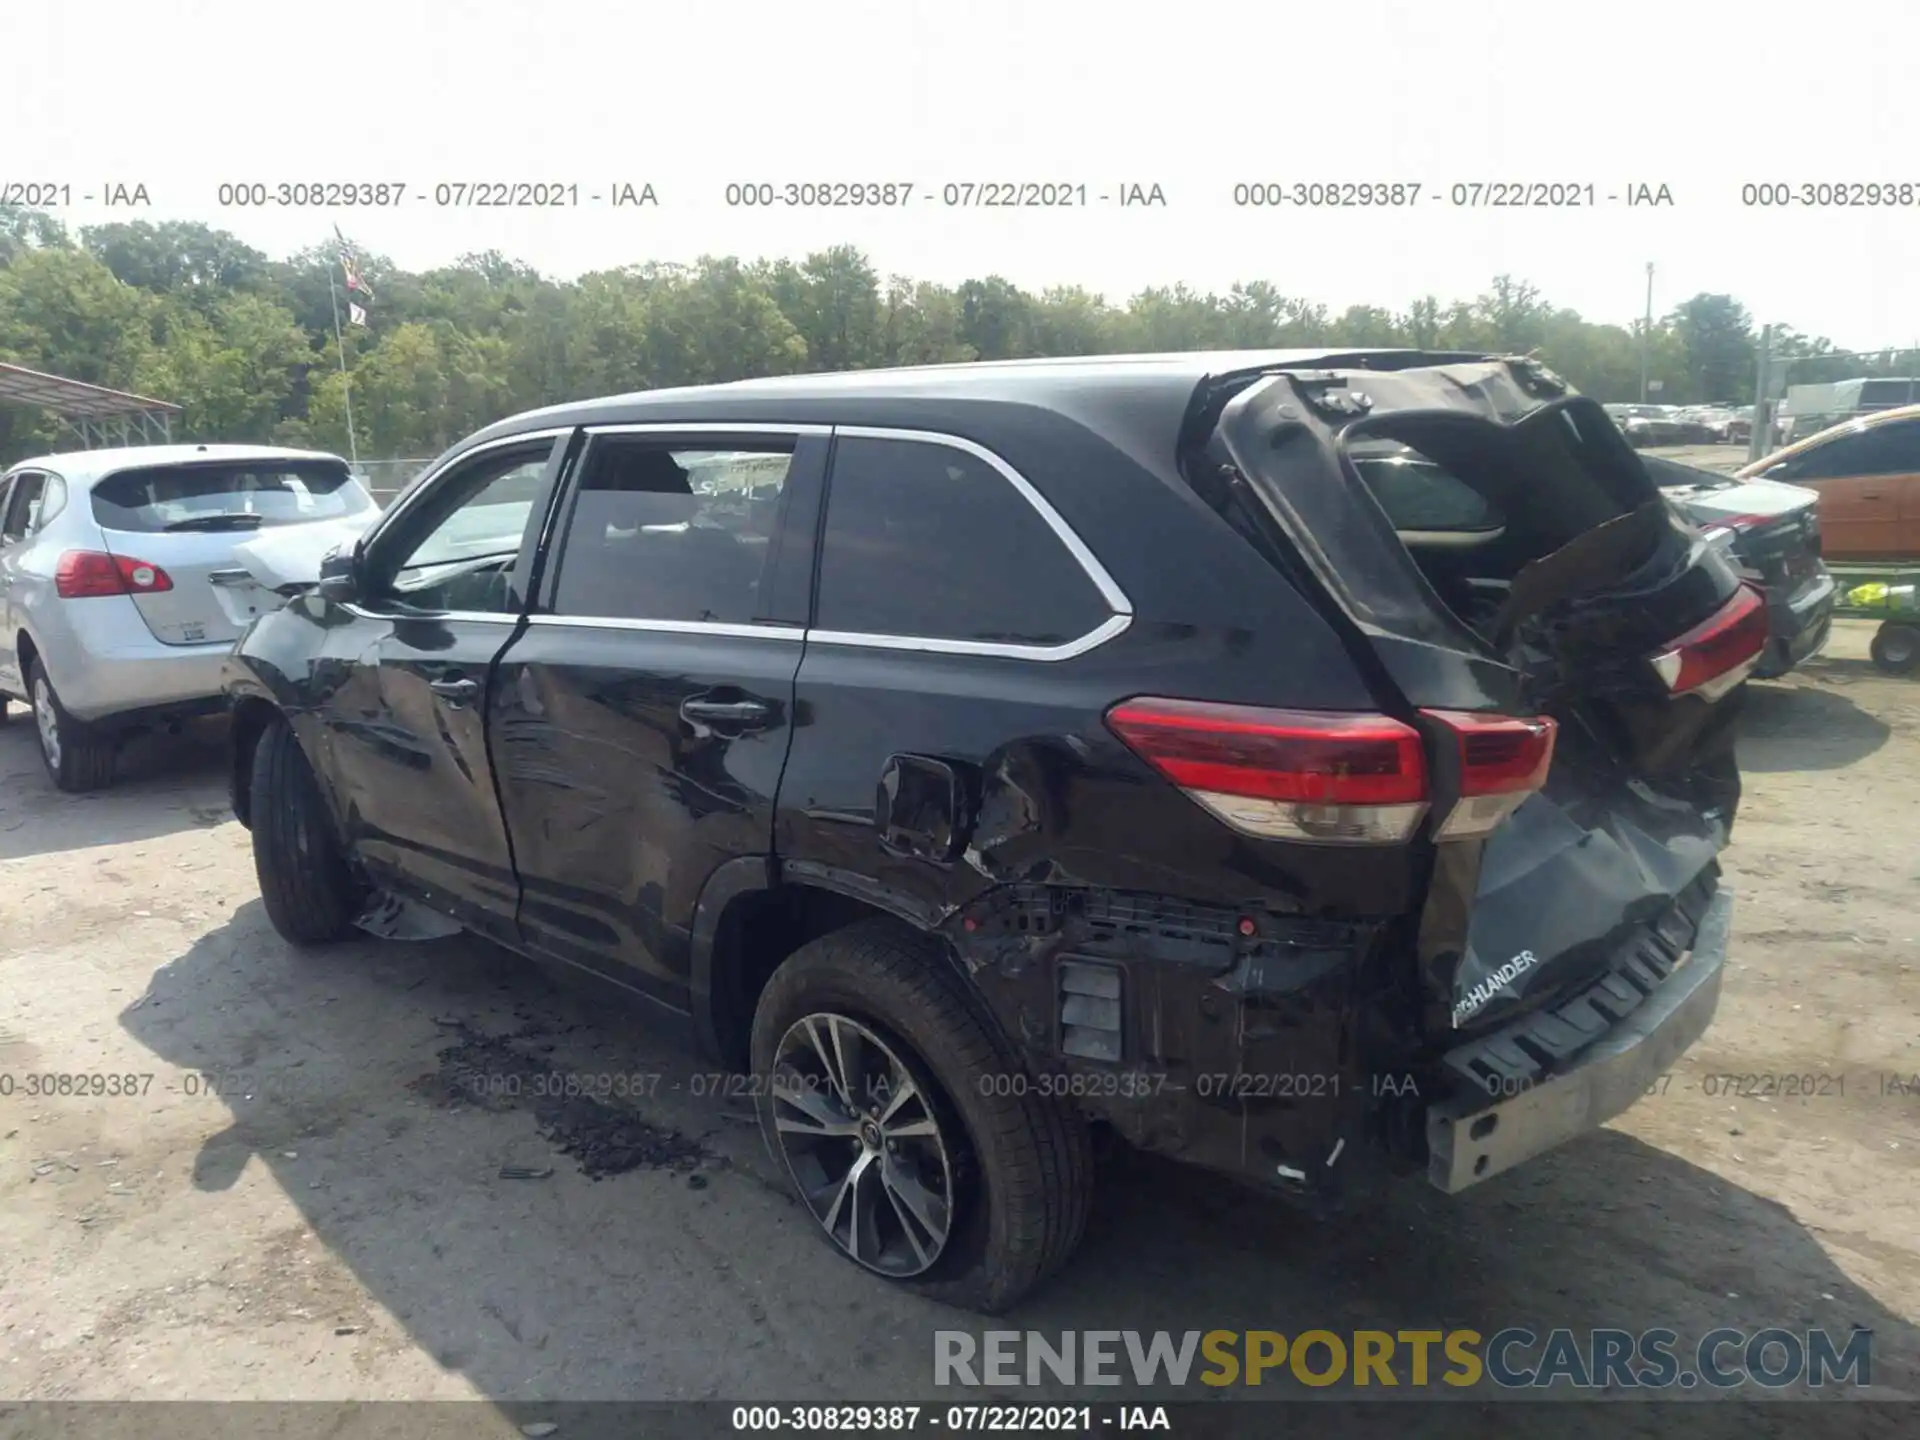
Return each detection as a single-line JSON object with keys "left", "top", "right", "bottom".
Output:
{"left": 0, "top": 443, "right": 376, "bottom": 790}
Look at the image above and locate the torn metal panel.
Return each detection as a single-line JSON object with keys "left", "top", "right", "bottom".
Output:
{"left": 355, "top": 889, "right": 464, "bottom": 941}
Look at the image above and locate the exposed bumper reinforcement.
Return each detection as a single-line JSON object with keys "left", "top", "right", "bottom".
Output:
{"left": 1426, "top": 888, "right": 1732, "bottom": 1193}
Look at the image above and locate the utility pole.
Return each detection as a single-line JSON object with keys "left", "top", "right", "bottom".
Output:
{"left": 1638, "top": 262, "right": 1654, "bottom": 403}
{"left": 1748, "top": 324, "right": 1773, "bottom": 466}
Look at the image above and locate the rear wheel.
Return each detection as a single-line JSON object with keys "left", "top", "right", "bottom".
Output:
{"left": 751, "top": 918, "right": 1093, "bottom": 1314}
{"left": 250, "top": 716, "right": 364, "bottom": 944}
{"left": 27, "top": 660, "right": 118, "bottom": 792}
{"left": 1870, "top": 622, "right": 1920, "bottom": 676}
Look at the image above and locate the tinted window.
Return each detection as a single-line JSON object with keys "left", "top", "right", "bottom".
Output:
{"left": 1776, "top": 423, "right": 1920, "bottom": 481}
{"left": 1350, "top": 444, "right": 1504, "bottom": 531}
{"left": 550, "top": 440, "right": 791, "bottom": 625}
{"left": 814, "top": 437, "right": 1109, "bottom": 646}
{"left": 1858, "top": 380, "right": 1919, "bottom": 409}
{"left": 92, "top": 460, "right": 373, "bottom": 533}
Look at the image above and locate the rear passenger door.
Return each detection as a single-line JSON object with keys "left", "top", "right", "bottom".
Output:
{"left": 779, "top": 427, "right": 1130, "bottom": 924}
{"left": 488, "top": 424, "right": 827, "bottom": 1013}
{"left": 1761, "top": 425, "right": 1908, "bottom": 560}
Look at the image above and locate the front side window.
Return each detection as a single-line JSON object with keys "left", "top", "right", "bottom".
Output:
{"left": 377, "top": 443, "right": 555, "bottom": 613}
{"left": 813, "top": 436, "right": 1111, "bottom": 648}
{"left": 548, "top": 438, "right": 793, "bottom": 625}
{"left": 91, "top": 460, "right": 373, "bottom": 533}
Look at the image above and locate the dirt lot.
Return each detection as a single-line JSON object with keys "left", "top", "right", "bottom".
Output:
{"left": 2, "top": 620, "right": 1917, "bottom": 1428}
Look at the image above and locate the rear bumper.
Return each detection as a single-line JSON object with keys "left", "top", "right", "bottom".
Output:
{"left": 1424, "top": 888, "right": 1731, "bottom": 1193}
{"left": 1754, "top": 569, "right": 1835, "bottom": 677}
{"left": 26, "top": 596, "right": 233, "bottom": 724}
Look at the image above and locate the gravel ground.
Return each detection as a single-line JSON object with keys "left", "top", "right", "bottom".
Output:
{"left": 1, "top": 621, "right": 1916, "bottom": 1432}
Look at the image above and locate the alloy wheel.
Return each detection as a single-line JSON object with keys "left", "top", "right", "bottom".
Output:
{"left": 769, "top": 1012, "right": 956, "bottom": 1278}
{"left": 32, "top": 677, "right": 61, "bottom": 770}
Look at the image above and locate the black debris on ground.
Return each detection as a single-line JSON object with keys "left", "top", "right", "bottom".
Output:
{"left": 534, "top": 1095, "right": 705, "bottom": 1181}
{"left": 410, "top": 1020, "right": 710, "bottom": 1180}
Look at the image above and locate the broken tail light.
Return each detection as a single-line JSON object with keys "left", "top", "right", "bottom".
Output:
{"left": 1423, "top": 710, "right": 1558, "bottom": 840}
{"left": 1649, "top": 584, "right": 1768, "bottom": 700}
{"left": 1105, "top": 698, "right": 1428, "bottom": 844}
{"left": 55, "top": 550, "right": 175, "bottom": 599}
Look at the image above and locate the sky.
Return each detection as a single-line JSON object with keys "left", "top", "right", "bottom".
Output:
{"left": 10, "top": 0, "right": 1919, "bottom": 349}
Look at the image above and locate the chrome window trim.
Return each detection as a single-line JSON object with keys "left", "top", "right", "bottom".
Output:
{"left": 806, "top": 611, "right": 1132, "bottom": 663}
{"left": 525, "top": 614, "right": 803, "bottom": 641}
{"left": 581, "top": 422, "right": 832, "bottom": 439}
{"left": 814, "top": 425, "right": 1134, "bottom": 661}
{"left": 341, "top": 604, "right": 520, "bottom": 625}
{"left": 343, "top": 421, "right": 1135, "bottom": 662}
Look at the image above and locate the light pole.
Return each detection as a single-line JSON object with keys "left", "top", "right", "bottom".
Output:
{"left": 1639, "top": 262, "right": 1654, "bottom": 403}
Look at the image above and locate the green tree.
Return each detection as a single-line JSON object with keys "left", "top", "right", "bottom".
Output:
{"left": 1668, "top": 293, "right": 1755, "bottom": 404}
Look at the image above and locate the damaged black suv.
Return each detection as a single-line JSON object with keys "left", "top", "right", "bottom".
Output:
{"left": 224, "top": 352, "right": 1759, "bottom": 1312}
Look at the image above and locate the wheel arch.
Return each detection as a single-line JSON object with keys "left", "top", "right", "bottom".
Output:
{"left": 228, "top": 693, "right": 284, "bottom": 829}
{"left": 691, "top": 861, "right": 967, "bottom": 1073}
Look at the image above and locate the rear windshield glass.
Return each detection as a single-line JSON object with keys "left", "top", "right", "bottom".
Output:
{"left": 91, "top": 460, "right": 373, "bottom": 533}
{"left": 1349, "top": 441, "right": 1504, "bottom": 532}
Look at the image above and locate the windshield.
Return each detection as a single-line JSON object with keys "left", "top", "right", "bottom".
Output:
{"left": 92, "top": 460, "right": 373, "bottom": 533}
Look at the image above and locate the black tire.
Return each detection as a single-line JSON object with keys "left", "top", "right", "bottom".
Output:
{"left": 250, "top": 716, "right": 364, "bottom": 944}
{"left": 1870, "top": 622, "right": 1920, "bottom": 676}
{"left": 26, "top": 659, "right": 118, "bottom": 792}
{"left": 751, "top": 918, "right": 1093, "bottom": 1314}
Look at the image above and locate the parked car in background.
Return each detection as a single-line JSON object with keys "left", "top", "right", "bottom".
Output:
{"left": 1641, "top": 454, "right": 1833, "bottom": 677}
{"left": 225, "top": 350, "right": 1756, "bottom": 1311}
{"left": 0, "top": 444, "right": 376, "bottom": 790}
{"left": 1737, "top": 404, "right": 1920, "bottom": 560}
{"left": 1607, "top": 404, "right": 1690, "bottom": 447}
{"left": 1674, "top": 406, "right": 1733, "bottom": 443}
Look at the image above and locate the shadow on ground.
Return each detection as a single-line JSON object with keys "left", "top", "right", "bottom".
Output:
{"left": 0, "top": 716, "right": 230, "bottom": 862}
{"left": 1738, "top": 680, "right": 1892, "bottom": 773}
{"left": 115, "top": 901, "right": 1917, "bottom": 1430}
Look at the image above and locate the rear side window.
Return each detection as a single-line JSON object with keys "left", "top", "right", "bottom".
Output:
{"left": 1769, "top": 423, "right": 1920, "bottom": 481}
{"left": 549, "top": 439, "right": 792, "bottom": 625}
{"left": 92, "top": 460, "right": 373, "bottom": 533}
{"left": 1858, "top": 380, "right": 1920, "bottom": 409}
{"left": 1350, "top": 444, "right": 1504, "bottom": 533}
{"left": 1, "top": 472, "right": 47, "bottom": 543}
{"left": 814, "top": 436, "right": 1110, "bottom": 647}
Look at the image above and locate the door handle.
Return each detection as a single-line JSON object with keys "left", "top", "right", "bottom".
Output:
{"left": 429, "top": 676, "right": 480, "bottom": 706}
{"left": 680, "top": 695, "right": 773, "bottom": 728}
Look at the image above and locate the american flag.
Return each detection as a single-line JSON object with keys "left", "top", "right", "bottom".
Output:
{"left": 333, "top": 226, "right": 374, "bottom": 302}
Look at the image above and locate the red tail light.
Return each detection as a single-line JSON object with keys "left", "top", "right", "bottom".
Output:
{"left": 1422, "top": 710, "right": 1558, "bottom": 840}
{"left": 1650, "top": 584, "right": 1768, "bottom": 699}
{"left": 55, "top": 550, "right": 175, "bottom": 599}
{"left": 1105, "top": 698, "right": 1428, "bottom": 845}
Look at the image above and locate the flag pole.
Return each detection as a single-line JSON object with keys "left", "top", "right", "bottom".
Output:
{"left": 328, "top": 266, "right": 361, "bottom": 470}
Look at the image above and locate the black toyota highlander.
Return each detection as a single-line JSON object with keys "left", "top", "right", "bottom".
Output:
{"left": 222, "top": 351, "right": 1761, "bottom": 1312}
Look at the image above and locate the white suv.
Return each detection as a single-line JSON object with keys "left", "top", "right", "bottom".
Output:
{"left": 0, "top": 443, "right": 376, "bottom": 790}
